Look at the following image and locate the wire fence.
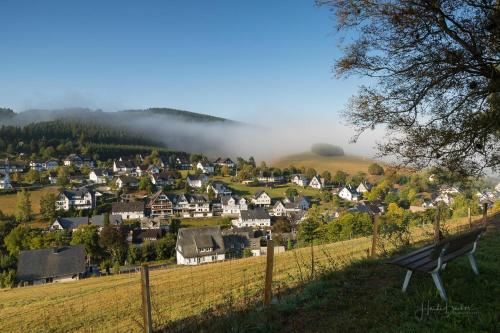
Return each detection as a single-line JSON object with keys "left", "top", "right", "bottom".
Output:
{"left": 0, "top": 211, "right": 497, "bottom": 333}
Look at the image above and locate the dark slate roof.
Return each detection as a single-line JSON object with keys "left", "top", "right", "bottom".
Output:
{"left": 176, "top": 226, "right": 225, "bottom": 258}
{"left": 16, "top": 245, "right": 86, "bottom": 282}
{"left": 240, "top": 208, "right": 271, "bottom": 220}
{"left": 131, "top": 228, "right": 164, "bottom": 243}
{"left": 91, "top": 214, "right": 122, "bottom": 226}
{"left": 112, "top": 201, "right": 145, "bottom": 213}
{"left": 55, "top": 217, "right": 90, "bottom": 230}
{"left": 61, "top": 188, "right": 92, "bottom": 200}
{"left": 253, "top": 190, "right": 267, "bottom": 199}
{"left": 118, "top": 176, "right": 138, "bottom": 184}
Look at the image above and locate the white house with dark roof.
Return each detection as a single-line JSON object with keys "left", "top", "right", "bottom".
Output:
{"left": 150, "top": 172, "right": 174, "bottom": 187}
{"left": 89, "top": 168, "right": 112, "bottom": 184}
{"left": 50, "top": 214, "right": 122, "bottom": 232}
{"left": 213, "top": 157, "right": 235, "bottom": 168}
{"left": 64, "top": 154, "right": 93, "bottom": 168}
{"left": 357, "top": 181, "right": 373, "bottom": 193}
{"left": 338, "top": 186, "right": 360, "bottom": 201}
{"left": 309, "top": 175, "right": 325, "bottom": 189}
{"left": 186, "top": 174, "right": 208, "bottom": 188}
{"left": 197, "top": 161, "right": 215, "bottom": 174}
{"left": 232, "top": 208, "right": 271, "bottom": 228}
{"left": 251, "top": 190, "right": 272, "bottom": 206}
{"left": 291, "top": 174, "right": 309, "bottom": 187}
{"left": 221, "top": 195, "right": 248, "bottom": 216}
{"left": 116, "top": 175, "right": 139, "bottom": 189}
{"left": 56, "top": 188, "right": 95, "bottom": 211}
{"left": 176, "top": 226, "right": 226, "bottom": 265}
{"left": 112, "top": 201, "right": 145, "bottom": 220}
{"left": 207, "top": 181, "right": 232, "bottom": 198}
{"left": 113, "top": 158, "right": 136, "bottom": 174}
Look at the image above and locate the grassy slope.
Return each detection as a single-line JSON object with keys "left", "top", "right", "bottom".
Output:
{"left": 271, "top": 152, "right": 383, "bottom": 177}
{"left": 0, "top": 214, "right": 491, "bottom": 333}
{"left": 0, "top": 186, "right": 59, "bottom": 216}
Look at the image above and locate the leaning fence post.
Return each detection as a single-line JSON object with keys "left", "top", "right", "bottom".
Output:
{"left": 371, "top": 215, "right": 379, "bottom": 258}
{"left": 264, "top": 239, "right": 274, "bottom": 307}
{"left": 468, "top": 206, "right": 472, "bottom": 229}
{"left": 141, "top": 264, "right": 153, "bottom": 333}
{"left": 482, "top": 203, "right": 488, "bottom": 226}
{"left": 434, "top": 205, "right": 441, "bottom": 244}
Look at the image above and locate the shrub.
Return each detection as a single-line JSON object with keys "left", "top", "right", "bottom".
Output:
{"left": 311, "top": 143, "right": 344, "bottom": 157}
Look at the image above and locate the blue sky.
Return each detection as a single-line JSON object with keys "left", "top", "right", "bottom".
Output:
{"left": 0, "top": 0, "right": 363, "bottom": 123}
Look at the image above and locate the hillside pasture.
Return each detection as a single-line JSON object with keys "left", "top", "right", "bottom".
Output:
{"left": 271, "top": 152, "right": 384, "bottom": 177}
{"left": 0, "top": 186, "right": 59, "bottom": 216}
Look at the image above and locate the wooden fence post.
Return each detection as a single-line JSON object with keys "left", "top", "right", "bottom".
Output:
{"left": 434, "top": 205, "right": 441, "bottom": 244}
{"left": 468, "top": 207, "right": 472, "bottom": 229}
{"left": 264, "top": 239, "right": 274, "bottom": 307}
{"left": 371, "top": 215, "right": 379, "bottom": 258}
{"left": 482, "top": 203, "right": 488, "bottom": 226}
{"left": 141, "top": 264, "right": 153, "bottom": 333}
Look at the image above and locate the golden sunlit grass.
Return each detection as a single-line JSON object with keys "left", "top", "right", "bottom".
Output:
{"left": 0, "top": 186, "right": 59, "bottom": 216}
{"left": 0, "top": 213, "right": 485, "bottom": 333}
{"left": 271, "top": 152, "right": 384, "bottom": 178}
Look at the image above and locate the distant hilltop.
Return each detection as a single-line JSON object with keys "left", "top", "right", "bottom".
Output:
{"left": 311, "top": 143, "right": 345, "bottom": 157}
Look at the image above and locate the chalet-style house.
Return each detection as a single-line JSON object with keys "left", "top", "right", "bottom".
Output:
{"left": 56, "top": 188, "right": 95, "bottom": 211}
{"left": 349, "top": 200, "right": 384, "bottom": 216}
{"left": 64, "top": 154, "right": 94, "bottom": 168}
{"left": 112, "top": 201, "right": 145, "bottom": 220}
{"left": 197, "top": 161, "right": 215, "bottom": 174}
{"left": 50, "top": 214, "right": 122, "bottom": 232}
{"left": 221, "top": 195, "right": 248, "bottom": 216}
{"left": 232, "top": 208, "right": 271, "bottom": 228}
{"left": 213, "top": 157, "right": 235, "bottom": 168}
{"left": 147, "top": 190, "right": 174, "bottom": 219}
{"left": 116, "top": 176, "right": 139, "bottom": 189}
{"left": 113, "top": 158, "right": 136, "bottom": 174}
{"left": 291, "top": 174, "right": 309, "bottom": 187}
{"left": 16, "top": 245, "right": 87, "bottom": 285}
{"left": 175, "top": 193, "right": 212, "bottom": 218}
{"left": 251, "top": 190, "right": 272, "bottom": 206}
{"left": 309, "top": 175, "right": 325, "bottom": 189}
{"left": 207, "top": 181, "right": 232, "bottom": 198}
{"left": 176, "top": 226, "right": 226, "bottom": 265}
{"left": 338, "top": 186, "right": 360, "bottom": 201}
{"left": 221, "top": 227, "right": 262, "bottom": 256}
{"left": 150, "top": 172, "right": 174, "bottom": 187}
{"left": 357, "top": 181, "right": 373, "bottom": 193}
{"left": 186, "top": 174, "right": 208, "bottom": 188}
{"left": 89, "top": 168, "right": 112, "bottom": 184}
{"left": 0, "top": 172, "right": 12, "bottom": 189}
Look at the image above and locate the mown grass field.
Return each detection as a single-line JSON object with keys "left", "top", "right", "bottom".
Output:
{"left": 0, "top": 213, "right": 490, "bottom": 333}
{"left": 179, "top": 216, "right": 229, "bottom": 228}
{"left": 271, "top": 152, "right": 384, "bottom": 177}
{"left": 0, "top": 186, "right": 59, "bottom": 216}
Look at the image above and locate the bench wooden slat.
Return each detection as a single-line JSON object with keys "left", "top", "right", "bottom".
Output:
{"left": 387, "top": 244, "right": 436, "bottom": 265}
{"left": 390, "top": 247, "right": 435, "bottom": 267}
{"left": 418, "top": 245, "right": 474, "bottom": 272}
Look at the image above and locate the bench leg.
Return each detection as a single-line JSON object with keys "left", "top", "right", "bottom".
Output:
{"left": 402, "top": 270, "right": 412, "bottom": 292}
{"left": 467, "top": 253, "right": 479, "bottom": 275}
{"left": 441, "top": 263, "right": 447, "bottom": 271}
{"left": 431, "top": 272, "right": 448, "bottom": 302}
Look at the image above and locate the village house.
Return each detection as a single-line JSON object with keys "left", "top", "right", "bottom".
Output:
{"left": 272, "top": 196, "right": 310, "bottom": 216}
{"left": 29, "top": 161, "right": 44, "bottom": 172}
{"left": 232, "top": 208, "right": 271, "bottom": 228}
{"left": 113, "top": 158, "right": 136, "bottom": 174}
{"left": 16, "top": 245, "right": 87, "bottom": 285}
{"left": 207, "top": 181, "right": 232, "bottom": 198}
{"left": 127, "top": 228, "right": 164, "bottom": 245}
{"left": 146, "top": 165, "right": 161, "bottom": 175}
{"left": 175, "top": 157, "right": 192, "bottom": 170}
{"left": 338, "top": 185, "right": 360, "bottom": 201}
{"left": 309, "top": 175, "right": 325, "bottom": 189}
{"left": 133, "top": 165, "right": 148, "bottom": 177}
{"left": 291, "top": 174, "right": 309, "bottom": 187}
{"left": 56, "top": 188, "right": 95, "bottom": 211}
{"left": 186, "top": 174, "right": 208, "bottom": 188}
{"left": 48, "top": 171, "right": 58, "bottom": 185}
{"left": 44, "top": 159, "right": 59, "bottom": 170}
{"left": 439, "top": 185, "right": 460, "bottom": 195}
{"left": 257, "top": 172, "right": 284, "bottom": 184}
{"left": 0, "top": 172, "right": 12, "bottom": 189}
{"left": 176, "top": 226, "right": 226, "bottom": 265}
{"left": 434, "top": 192, "right": 454, "bottom": 206}
{"left": 0, "top": 159, "right": 25, "bottom": 173}
{"left": 221, "top": 227, "right": 262, "bottom": 257}
{"left": 196, "top": 161, "right": 215, "bottom": 174}
{"left": 147, "top": 190, "right": 174, "bottom": 219}
{"left": 251, "top": 190, "right": 272, "bottom": 206}
{"left": 115, "top": 175, "right": 139, "bottom": 189}
{"left": 213, "top": 157, "right": 235, "bottom": 168}
{"left": 150, "top": 172, "right": 175, "bottom": 187}
{"left": 50, "top": 214, "right": 122, "bottom": 232}
{"left": 112, "top": 201, "right": 145, "bottom": 220}
{"left": 221, "top": 195, "right": 248, "bottom": 216}
{"left": 174, "top": 193, "right": 212, "bottom": 218}
{"left": 356, "top": 181, "right": 373, "bottom": 193}
{"left": 89, "top": 168, "right": 112, "bottom": 184}
{"left": 349, "top": 200, "right": 384, "bottom": 216}
{"left": 64, "top": 154, "right": 94, "bottom": 168}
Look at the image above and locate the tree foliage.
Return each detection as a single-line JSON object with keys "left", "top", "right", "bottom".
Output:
{"left": 321, "top": 0, "right": 500, "bottom": 177}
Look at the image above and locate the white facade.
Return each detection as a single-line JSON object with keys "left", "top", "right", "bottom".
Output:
{"left": 197, "top": 162, "right": 214, "bottom": 174}
{"left": 56, "top": 191, "right": 94, "bottom": 211}
{"left": 252, "top": 191, "right": 271, "bottom": 206}
{"left": 338, "top": 187, "right": 360, "bottom": 201}
{"left": 309, "top": 176, "right": 324, "bottom": 189}
{"left": 176, "top": 250, "right": 225, "bottom": 265}
{"left": 292, "top": 175, "right": 308, "bottom": 187}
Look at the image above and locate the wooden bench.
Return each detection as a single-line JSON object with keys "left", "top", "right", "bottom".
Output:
{"left": 388, "top": 227, "right": 486, "bottom": 302}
